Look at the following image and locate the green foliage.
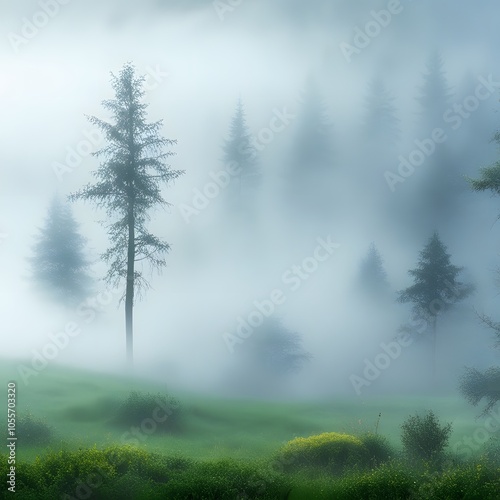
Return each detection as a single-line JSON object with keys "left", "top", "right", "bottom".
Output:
{"left": 112, "top": 391, "right": 182, "bottom": 432}
{"left": 2, "top": 444, "right": 500, "bottom": 499}
{"left": 276, "top": 432, "right": 367, "bottom": 475}
{"left": 160, "top": 459, "right": 288, "bottom": 499}
{"left": 1, "top": 446, "right": 288, "bottom": 500}
{"left": 359, "top": 432, "right": 393, "bottom": 467}
{"left": 14, "top": 411, "right": 53, "bottom": 446}
{"left": 482, "top": 434, "right": 500, "bottom": 467}
{"left": 335, "top": 462, "right": 415, "bottom": 499}
{"left": 424, "top": 463, "right": 500, "bottom": 499}
{"left": 401, "top": 410, "right": 452, "bottom": 463}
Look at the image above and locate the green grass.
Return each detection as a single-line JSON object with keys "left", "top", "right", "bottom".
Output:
{"left": 0, "top": 358, "right": 488, "bottom": 463}
{"left": 1, "top": 358, "right": 499, "bottom": 498}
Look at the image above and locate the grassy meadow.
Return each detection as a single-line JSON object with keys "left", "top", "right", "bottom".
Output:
{"left": 1, "top": 359, "right": 499, "bottom": 498}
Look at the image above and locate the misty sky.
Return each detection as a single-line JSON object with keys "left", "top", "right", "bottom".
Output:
{"left": 2, "top": 0, "right": 500, "bottom": 399}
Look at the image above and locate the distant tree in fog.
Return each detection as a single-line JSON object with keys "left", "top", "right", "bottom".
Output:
{"left": 398, "top": 232, "right": 474, "bottom": 381}
{"left": 30, "top": 195, "right": 92, "bottom": 306}
{"left": 250, "top": 317, "right": 312, "bottom": 374}
{"left": 222, "top": 98, "right": 260, "bottom": 214}
{"left": 358, "top": 243, "right": 390, "bottom": 298}
{"left": 362, "top": 78, "right": 400, "bottom": 147}
{"left": 414, "top": 51, "right": 464, "bottom": 233}
{"left": 417, "top": 50, "right": 453, "bottom": 129}
{"left": 69, "top": 63, "right": 183, "bottom": 366}
{"left": 285, "top": 76, "right": 335, "bottom": 218}
{"left": 231, "top": 317, "right": 312, "bottom": 396}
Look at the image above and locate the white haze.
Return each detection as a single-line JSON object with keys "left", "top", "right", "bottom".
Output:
{"left": 1, "top": 0, "right": 500, "bottom": 400}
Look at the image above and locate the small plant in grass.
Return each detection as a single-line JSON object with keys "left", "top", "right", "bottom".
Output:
{"left": 401, "top": 410, "right": 452, "bottom": 465}
{"left": 14, "top": 410, "right": 53, "bottom": 445}
{"left": 113, "top": 391, "right": 181, "bottom": 432}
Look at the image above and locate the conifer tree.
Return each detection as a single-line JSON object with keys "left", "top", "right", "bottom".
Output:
{"left": 398, "top": 232, "right": 473, "bottom": 381}
{"left": 30, "top": 196, "right": 92, "bottom": 305}
{"left": 222, "top": 98, "right": 259, "bottom": 213}
{"left": 70, "top": 63, "right": 183, "bottom": 366}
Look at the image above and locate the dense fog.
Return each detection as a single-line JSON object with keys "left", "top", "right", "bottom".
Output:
{"left": 2, "top": 0, "right": 500, "bottom": 401}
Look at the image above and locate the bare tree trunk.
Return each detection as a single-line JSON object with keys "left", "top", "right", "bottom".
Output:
{"left": 125, "top": 203, "right": 135, "bottom": 367}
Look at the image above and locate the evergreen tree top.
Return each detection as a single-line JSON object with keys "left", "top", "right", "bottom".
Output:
{"left": 398, "top": 232, "right": 473, "bottom": 317}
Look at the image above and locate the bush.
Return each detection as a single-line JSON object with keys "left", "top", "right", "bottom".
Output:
{"left": 276, "top": 432, "right": 367, "bottom": 475}
{"left": 0, "top": 446, "right": 289, "bottom": 500}
{"left": 160, "top": 459, "right": 289, "bottom": 499}
{"left": 424, "top": 463, "right": 500, "bottom": 499}
{"left": 482, "top": 434, "right": 500, "bottom": 466}
{"left": 14, "top": 411, "right": 53, "bottom": 446}
{"left": 337, "top": 462, "right": 415, "bottom": 499}
{"left": 112, "top": 391, "right": 181, "bottom": 432}
{"left": 359, "top": 433, "right": 393, "bottom": 467}
{"left": 401, "top": 410, "right": 452, "bottom": 463}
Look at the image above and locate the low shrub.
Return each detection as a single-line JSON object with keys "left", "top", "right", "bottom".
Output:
{"left": 276, "top": 432, "right": 367, "bottom": 475}
{"left": 0, "top": 446, "right": 290, "bottom": 500}
{"left": 421, "top": 463, "right": 500, "bottom": 500}
{"left": 401, "top": 410, "right": 452, "bottom": 464}
{"left": 112, "top": 391, "right": 182, "bottom": 432}
{"left": 2, "top": 445, "right": 500, "bottom": 500}
{"left": 359, "top": 432, "right": 393, "bottom": 467}
{"left": 336, "top": 462, "right": 416, "bottom": 499}
{"left": 14, "top": 411, "right": 53, "bottom": 446}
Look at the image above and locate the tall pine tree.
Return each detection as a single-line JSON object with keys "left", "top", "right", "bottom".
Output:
{"left": 398, "top": 232, "right": 474, "bottom": 383}
{"left": 70, "top": 63, "right": 183, "bottom": 366}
